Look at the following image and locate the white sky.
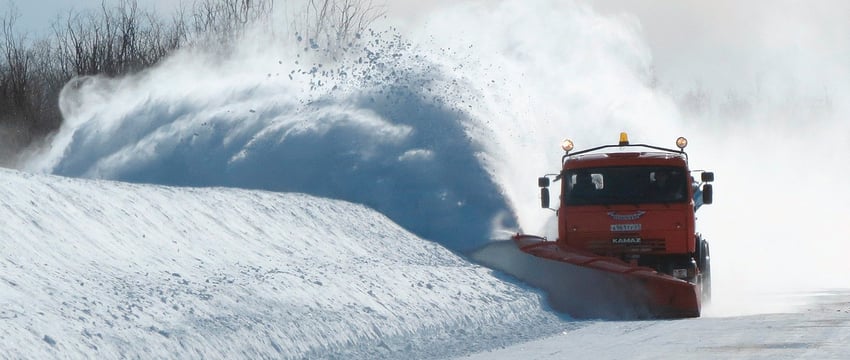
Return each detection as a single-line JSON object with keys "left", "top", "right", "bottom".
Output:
{"left": 6, "top": 0, "right": 174, "bottom": 32}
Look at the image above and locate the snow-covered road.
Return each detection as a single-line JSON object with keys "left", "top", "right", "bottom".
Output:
{"left": 462, "top": 290, "right": 850, "bottom": 360}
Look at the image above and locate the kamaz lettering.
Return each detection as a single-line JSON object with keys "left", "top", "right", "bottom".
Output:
{"left": 612, "top": 237, "right": 641, "bottom": 244}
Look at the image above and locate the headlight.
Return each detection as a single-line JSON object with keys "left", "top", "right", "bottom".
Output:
{"left": 561, "top": 139, "right": 574, "bottom": 152}
{"left": 676, "top": 136, "right": 688, "bottom": 150}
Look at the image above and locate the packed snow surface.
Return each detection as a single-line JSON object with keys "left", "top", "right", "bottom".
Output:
{"left": 0, "top": 168, "right": 568, "bottom": 358}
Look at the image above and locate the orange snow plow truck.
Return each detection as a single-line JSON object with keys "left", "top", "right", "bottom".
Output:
{"left": 515, "top": 133, "right": 714, "bottom": 318}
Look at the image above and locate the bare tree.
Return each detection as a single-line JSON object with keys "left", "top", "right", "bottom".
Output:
{"left": 1, "top": 8, "right": 30, "bottom": 110}
{"left": 0, "top": 4, "right": 64, "bottom": 165}
{"left": 51, "top": 0, "right": 185, "bottom": 77}
{"left": 191, "top": 0, "right": 275, "bottom": 44}
{"left": 296, "top": 0, "right": 386, "bottom": 53}
{"left": 0, "top": 0, "right": 194, "bottom": 165}
{"left": 0, "top": 0, "right": 387, "bottom": 165}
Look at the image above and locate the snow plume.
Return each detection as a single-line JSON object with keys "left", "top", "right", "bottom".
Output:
{"left": 25, "top": 21, "right": 516, "bottom": 252}
{"left": 407, "top": 0, "right": 684, "bottom": 239}
{"left": 25, "top": 1, "right": 686, "bottom": 253}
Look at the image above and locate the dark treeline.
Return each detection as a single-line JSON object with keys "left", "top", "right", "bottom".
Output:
{"left": 0, "top": 0, "right": 384, "bottom": 166}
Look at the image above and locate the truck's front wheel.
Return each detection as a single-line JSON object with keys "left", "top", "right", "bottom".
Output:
{"left": 698, "top": 239, "right": 711, "bottom": 303}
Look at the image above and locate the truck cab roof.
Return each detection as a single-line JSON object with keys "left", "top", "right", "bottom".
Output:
{"left": 564, "top": 151, "right": 688, "bottom": 169}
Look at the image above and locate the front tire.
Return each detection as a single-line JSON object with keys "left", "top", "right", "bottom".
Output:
{"left": 698, "top": 238, "right": 711, "bottom": 303}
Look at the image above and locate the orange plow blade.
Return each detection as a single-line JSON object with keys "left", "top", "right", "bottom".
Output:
{"left": 513, "top": 234, "right": 701, "bottom": 318}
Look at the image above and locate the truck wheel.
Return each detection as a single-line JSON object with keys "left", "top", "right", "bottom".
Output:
{"left": 700, "top": 240, "right": 711, "bottom": 303}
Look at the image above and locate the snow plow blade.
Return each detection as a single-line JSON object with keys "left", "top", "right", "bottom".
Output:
{"left": 513, "top": 234, "right": 701, "bottom": 318}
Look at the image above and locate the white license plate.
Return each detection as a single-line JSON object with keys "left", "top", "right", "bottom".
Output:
{"left": 611, "top": 223, "right": 641, "bottom": 232}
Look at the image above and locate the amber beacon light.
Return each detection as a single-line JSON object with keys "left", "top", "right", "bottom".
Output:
{"left": 619, "top": 132, "right": 630, "bottom": 146}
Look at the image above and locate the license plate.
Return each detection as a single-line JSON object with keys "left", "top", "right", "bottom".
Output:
{"left": 611, "top": 223, "right": 641, "bottom": 232}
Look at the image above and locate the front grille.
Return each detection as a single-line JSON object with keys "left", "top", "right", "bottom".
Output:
{"left": 587, "top": 238, "right": 666, "bottom": 253}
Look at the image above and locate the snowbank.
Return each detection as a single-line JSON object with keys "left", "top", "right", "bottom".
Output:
{"left": 0, "top": 168, "right": 565, "bottom": 359}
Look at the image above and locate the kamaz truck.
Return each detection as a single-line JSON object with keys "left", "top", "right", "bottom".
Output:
{"left": 514, "top": 133, "right": 714, "bottom": 317}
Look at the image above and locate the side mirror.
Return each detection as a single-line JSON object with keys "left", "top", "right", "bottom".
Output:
{"left": 541, "top": 188, "right": 550, "bottom": 208}
{"left": 702, "top": 184, "right": 713, "bottom": 205}
{"left": 538, "top": 177, "right": 550, "bottom": 187}
{"left": 701, "top": 172, "right": 714, "bottom": 182}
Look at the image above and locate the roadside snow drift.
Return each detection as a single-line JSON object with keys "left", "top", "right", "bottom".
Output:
{"left": 0, "top": 168, "right": 566, "bottom": 359}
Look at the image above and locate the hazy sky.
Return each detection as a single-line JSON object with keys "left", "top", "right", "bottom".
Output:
{"left": 4, "top": 0, "right": 456, "bottom": 33}
{"left": 6, "top": 0, "right": 175, "bottom": 33}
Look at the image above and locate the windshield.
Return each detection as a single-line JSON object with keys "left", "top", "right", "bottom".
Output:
{"left": 563, "top": 166, "right": 688, "bottom": 205}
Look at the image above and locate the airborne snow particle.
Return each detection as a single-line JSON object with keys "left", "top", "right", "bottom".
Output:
{"left": 43, "top": 335, "right": 56, "bottom": 346}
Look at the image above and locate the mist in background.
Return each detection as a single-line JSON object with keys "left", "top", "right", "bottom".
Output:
{"left": 19, "top": 0, "right": 850, "bottom": 315}
{"left": 590, "top": 0, "right": 850, "bottom": 314}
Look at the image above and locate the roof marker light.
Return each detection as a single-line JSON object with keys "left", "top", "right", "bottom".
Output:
{"left": 676, "top": 136, "right": 688, "bottom": 150}
{"left": 619, "top": 132, "right": 629, "bottom": 146}
{"left": 561, "top": 139, "right": 574, "bottom": 153}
